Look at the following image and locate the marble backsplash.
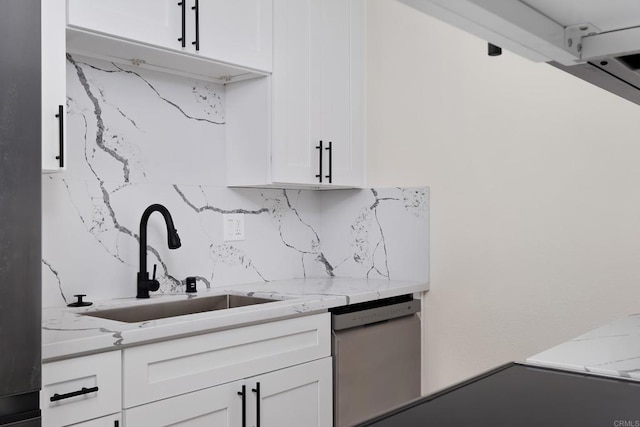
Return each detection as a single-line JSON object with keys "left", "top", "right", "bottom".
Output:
{"left": 41, "top": 55, "right": 429, "bottom": 307}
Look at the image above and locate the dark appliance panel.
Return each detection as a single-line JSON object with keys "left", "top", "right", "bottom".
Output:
{"left": 357, "top": 363, "right": 640, "bottom": 427}
{"left": 0, "top": 0, "right": 43, "bottom": 425}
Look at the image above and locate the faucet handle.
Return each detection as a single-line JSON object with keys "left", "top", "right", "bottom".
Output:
{"left": 148, "top": 264, "right": 160, "bottom": 292}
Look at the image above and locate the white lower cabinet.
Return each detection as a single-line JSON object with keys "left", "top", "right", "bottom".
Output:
{"left": 70, "top": 414, "right": 122, "bottom": 426}
{"left": 121, "top": 313, "right": 332, "bottom": 426}
{"left": 124, "top": 380, "right": 242, "bottom": 426}
{"left": 123, "top": 357, "right": 332, "bottom": 427}
{"left": 43, "top": 313, "right": 332, "bottom": 427}
{"left": 122, "top": 313, "right": 330, "bottom": 408}
{"left": 246, "top": 357, "right": 333, "bottom": 427}
{"left": 41, "top": 352, "right": 121, "bottom": 427}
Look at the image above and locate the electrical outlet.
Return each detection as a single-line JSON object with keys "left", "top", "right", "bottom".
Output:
{"left": 223, "top": 213, "right": 245, "bottom": 241}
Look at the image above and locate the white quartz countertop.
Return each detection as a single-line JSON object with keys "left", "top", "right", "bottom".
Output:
{"left": 526, "top": 313, "right": 640, "bottom": 381}
{"left": 42, "top": 277, "right": 428, "bottom": 362}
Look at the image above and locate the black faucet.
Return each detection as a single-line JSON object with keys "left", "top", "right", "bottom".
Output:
{"left": 137, "top": 204, "right": 181, "bottom": 298}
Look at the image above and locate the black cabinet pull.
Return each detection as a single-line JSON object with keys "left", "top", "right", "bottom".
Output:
{"left": 315, "top": 140, "right": 323, "bottom": 183}
{"left": 54, "top": 105, "right": 64, "bottom": 168}
{"left": 191, "top": 0, "right": 200, "bottom": 51}
{"left": 237, "top": 385, "right": 246, "bottom": 427}
{"left": 252, "top": 382, "right": 261, "bottom": 427}
{"left": 325, "top": 141, "right": 332, "bottom": 184}
{"left": 50, "top": 386, "right": 98, "bottom": 402}
{"left": 177, "top": 1, "right": 186, "bottom": 47}
{"left": 114, "top": 421, "right": 119, "bottom": 427}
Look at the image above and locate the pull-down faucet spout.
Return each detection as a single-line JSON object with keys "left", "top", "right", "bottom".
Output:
{"left": 137, "top": 204, "right": 181, "bottom": 299}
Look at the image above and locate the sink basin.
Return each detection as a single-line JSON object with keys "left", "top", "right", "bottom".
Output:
{"left": 81, "top": 294, "right": 278, "bottom": 323}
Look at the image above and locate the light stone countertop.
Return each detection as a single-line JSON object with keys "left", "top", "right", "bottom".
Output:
{"left": 42, "top": 277, "right": 429, "bottom": 362}
{"left": 526, "top": 313, "right": 640, "bottom": 381}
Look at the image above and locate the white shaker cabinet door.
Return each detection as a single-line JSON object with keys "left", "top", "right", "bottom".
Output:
{"left": 198, "top": 0, "right": 273, "bottom": 72}
{"left": 271, "top": 0, "right": 365, "bottom": 187}
{"left": 67, "top": 0, "right": 185, "bottom": 52}
{"left": 41, "top": 0, "right": 66, "bottom": 172}
{"left": 67, "top": 0, "right": 272, "bottom": 72}
{"left": 271, "top": 0, "right": 320, "bottom": 186}
{"left": 318, "top": 0, "right": 365, "bottom": 188}
{"left": 123, "top": 381, "right": 243, "bottom": 426}
{"left": 246, "top": 357, "right": 333, "bottom": 427}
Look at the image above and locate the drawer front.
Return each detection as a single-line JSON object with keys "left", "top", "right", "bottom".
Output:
{"left": 42, "top": 352, "right": 121, "bottom": 427}
{"left": 70, "top": 413, "right": 121, "bottom": 426}
{"left": 123, "top": 313, "right": 330, "bottom": 408}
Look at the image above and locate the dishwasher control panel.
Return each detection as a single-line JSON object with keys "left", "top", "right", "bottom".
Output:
{"left": 330, "top": 295, "right": 421, "bottom": 330}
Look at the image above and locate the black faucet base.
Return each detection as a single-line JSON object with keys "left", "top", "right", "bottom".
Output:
{"left": 137, "top": 271, "right": 160, "bottom": 299}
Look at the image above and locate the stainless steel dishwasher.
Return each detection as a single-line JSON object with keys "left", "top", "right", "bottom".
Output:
{"left": 331, "top": 294, "right": 422, "bottom": 427}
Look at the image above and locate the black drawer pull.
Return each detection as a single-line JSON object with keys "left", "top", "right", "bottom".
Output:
{"left": 192, "top": 0, "right": 200, "bottom": 51}
{"left": 50, "top": 386, "right": 99, "bottom": 402}
{"left": 252, "top": 382, "right": 261, "bottom": 427}
{"left": 55, "top": 104, "right": 64, "bottom": 168}
{"left": 237, "top": 385, "right": 246, "bottom": 427}
{"left": 315, "top": 140, "right": 323, "bottom": 183}
{"left": 177, "top": 1, "right": 186, "bottom": 47}
{"left": 325, "top": 141, "right": 332, "bottom": 184}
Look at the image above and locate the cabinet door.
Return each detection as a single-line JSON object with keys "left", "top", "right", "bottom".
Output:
{"left": 318, "top": 0, "right": 365, "bottom": 187}
{"left": 271, "top": 0, "right": 365, "bottom": 187}
{"left": 198, "top": 0, "right": 272, "bottom": 72}
{"left": 247, "top": 357, "right": 333, "bottom": 427}
{"left": 41, "top": 0, "right": 66, "bottom": 172}
{"left": 271, "top": 0, "right": 320, "bottom": 186}
{"left": 70, "top": 413, "right": 121, "bottom": 426}
{"left": 122, "top": 313, "right": 330, "bottom": 408}
{"left": 124, "top": 381, "right": 243, "bottom": 426}
{"left": 67, "top": 0, "right": 184, "bottom": 51}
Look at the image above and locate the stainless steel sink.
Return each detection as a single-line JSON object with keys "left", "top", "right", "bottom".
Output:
{"left": 81, "top": 294, "right": 277, "bottom": 323}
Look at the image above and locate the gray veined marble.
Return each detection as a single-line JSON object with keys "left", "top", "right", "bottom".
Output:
{"left": 527, "top": 313, "right": 640, "bottom": 381}
{"left": 42, "top": 278, "right": 429, "bottom": 361}
{"left": 42, "top": 55, "right": 429, "bottom": 307}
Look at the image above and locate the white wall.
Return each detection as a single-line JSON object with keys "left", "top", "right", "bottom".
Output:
{"left": 367, "top": 0, "right": 640, "bottom": 393}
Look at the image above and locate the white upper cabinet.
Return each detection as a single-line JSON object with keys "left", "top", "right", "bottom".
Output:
{"left": 271, "top": 0, "right": 365, "bottom": 187}
{"left": 42, "top": 0, "right": 66, "bottom": 172}
{"left": 67, "top": 0, "right": 183, "bottom": 51}
{"left": 399, "top": 0, "right": 640, "bottom": 65}
{"left": 67, "top": 0, "right": 272, "bottom": 73}
{"left": 198, "top": 0, "right": 272, "bottom": 72}
{"left": 317, "top": 0, "right": 365, "bottom": 187}
{"left": 226, "top": 0, "right": 366, "bottom": 189}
